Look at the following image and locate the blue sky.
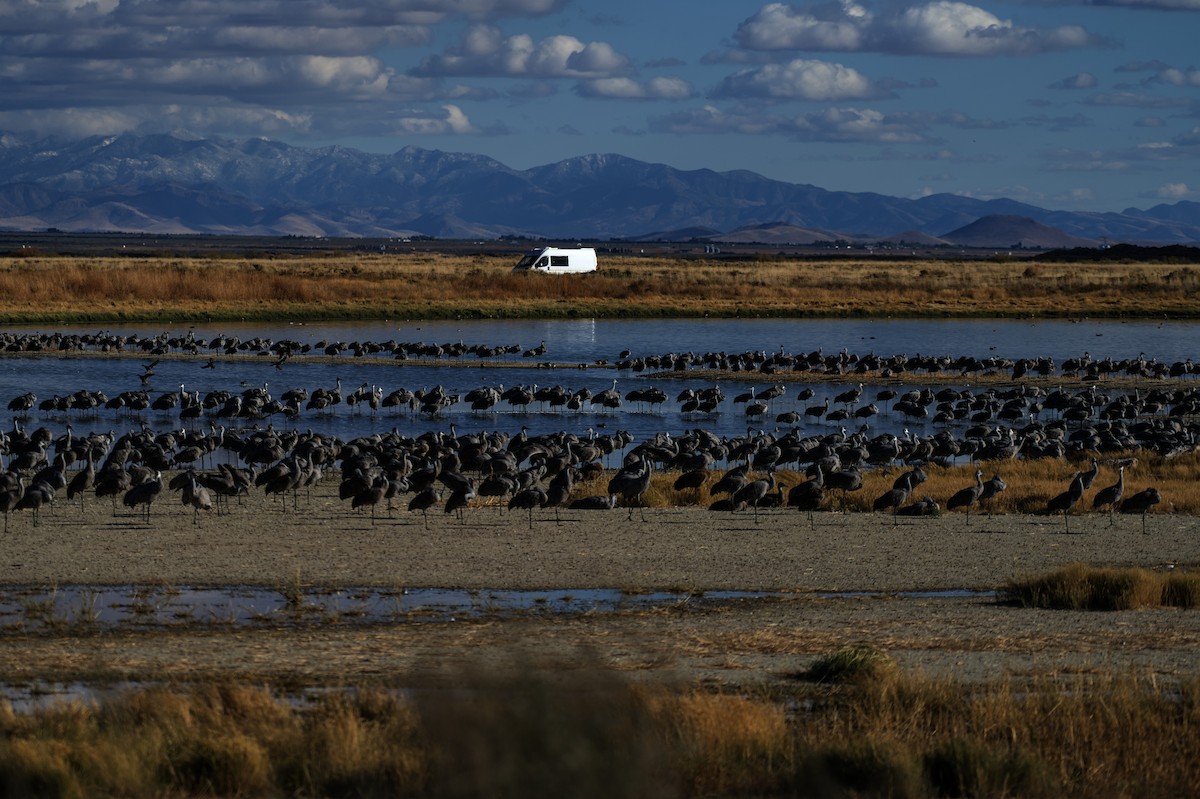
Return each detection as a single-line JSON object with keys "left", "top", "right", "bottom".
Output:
{"left": 1, "top": 0, "right": 1198, "bottom": 213}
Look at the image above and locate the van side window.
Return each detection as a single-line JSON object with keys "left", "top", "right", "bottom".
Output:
{"left": 550, "top": 256, "right": 569, "bottom": 267}
{"left": 537, "top": 257, "right": 548, "bottom": 267}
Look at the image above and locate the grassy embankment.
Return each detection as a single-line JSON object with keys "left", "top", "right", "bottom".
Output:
{"left": 1, "top": 657, "right": 1196, "bottom": 798}
{"left": 3, "top": 252, "right": 1200, "bottom": 322}
{"left": 600, "top": 450, "right": 1195, "bottom": 516}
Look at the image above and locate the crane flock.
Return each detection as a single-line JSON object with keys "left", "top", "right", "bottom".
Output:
{"left": 0, "top": 329, "right": 1185, "bottom": 531}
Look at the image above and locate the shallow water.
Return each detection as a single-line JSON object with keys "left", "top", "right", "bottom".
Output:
{"left": 0, "top": 583, "right": 996, "bottom": 633}
{"left": 2, "top": 317, "right": 1199, "bottom": 452}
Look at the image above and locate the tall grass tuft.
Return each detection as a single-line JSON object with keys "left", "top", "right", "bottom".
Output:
{"left": 924, "top": 737, "right": 1052, "bottom": 798}
{"left": 804, "top": 646, "right": 901, "bottom": 686}
{"left": 1002, "top": 563, "right": 1199, "bottom": 610}
{"left": 658, "top": 692, "right": 791, "bottom": 796}
{"left": 416, "top": 652, "right": 676, "bottom": 799}
{"left": 1, "top": 666, "right": 1199, "bottom": 797}
{"left": 798, "top": 737, "right": 926, "bottom": 799}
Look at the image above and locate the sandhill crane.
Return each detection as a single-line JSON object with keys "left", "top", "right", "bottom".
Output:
{"left": 592, "top": 379, "right": 621, "bottom": 412}
{"left": 15, "top": 479, "right": 52, "bottom": 527}
{"left": 542, "top": 468, "right": 573, "bottom": 525}
{"left": 0, "top": 473, "right": 24, "bottom": 533}
{"left": 1092, "top": 465, "right": 1124, "bottom": 522}
{"left": 673, "top": 469, "right": 708, "bottom": 504}
{"left": 745, "top": 390, "right": 770, "bottom": 419}
{"left": 569, "top": 494, "right": 617, "bottom": 510}
{"left": 1120, "top": 487, "right": 1161, "bottom": 534}
{"left": 607, "top": 457, "right": 653, "bottom": 521}
{"left": 442, "top": 472, "right": 476, "bottom": 523}
{"left": 1047, "top": 472, "right": 1087, "bottom": 532}
{"left": 804, "top": 397, "right": 830, "bottom": 421}
{"left": 979, "top": 473, "right": 1007, "bottom": 515}
{"left": 182, "top": 471, "right": 213, "bottom": 524}
{"left": 834, "top": 382, "right": 863, "bottom": 407}
{"left": 353, "top": 475, "right": 389, "bottom": 525}
{"left": 710, "top": 463, "right": 749, "bottom": 498}
{"left": 123, "top": 471, "right": 163, "bottom": 522}
{"left": 67, "top": 452, "right": 96, "bottom": 509}
{"left": 7, "top": 392, "right": 35, "bottom": 415}
{"left": 872, "top": 485, "right": 909, "bottom": 522}
{"left": 733, "top": 468, "right": 777, "bottom": 524}
{"left": 1078, "top": 457, "right": 1101, "bottom": 491}
{"left": 508, "top": 485, "right": 547, "bottom": 529}
{"left": 947, "top": 468, "right": 984, "bottom": 524}
{"left": 825, "top": 465, "right": 863, "bottom": 512}
{"left": 896, "top": 496, "right": 940, "bottom": 516}
{"left": 408, "top": 485, "right": 440, "bottom": 529}
{"left": 787, "top": 465, "right": 825, "bottom": 527}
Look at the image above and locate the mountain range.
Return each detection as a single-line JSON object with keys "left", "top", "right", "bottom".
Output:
{"left": 1, "top": 130, "right": 1198, "bottom": 246}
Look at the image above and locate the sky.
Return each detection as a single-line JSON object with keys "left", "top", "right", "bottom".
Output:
{"left": 1, "top": 0, "right": 1198, "bottom": 213}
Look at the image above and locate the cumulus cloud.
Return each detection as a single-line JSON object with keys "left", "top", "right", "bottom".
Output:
{"left": 649, "top": 104, "right": 931, "bottom": 143}
{"left": 1049, "top": 72, "right": 1098, "bottom": 89}
{"left": 391, "top": 104, "right": 480, "bottom": 134}
{"left": 0, "top": 0, "right": 547, "bottom": 139}
{"left": 711, "top": 59, "right": 890, "bottom": 101}
{"left": 1155, "top": 67, "right": 1200, "bottom": 87}
{"left": 575, "top": 77, "right": 694, "bottom": 100}
{"left": 1154, "top": 182, "right": 1192, "bottom": 199}
{"left": 1085, "top": 91, "right": 1196, "bottom": 108}
{"left": 412, "top": 24, "right": 632, "bottom": 77}
{"left": 733, "top": 1, "right": 1104, "bottom": 56}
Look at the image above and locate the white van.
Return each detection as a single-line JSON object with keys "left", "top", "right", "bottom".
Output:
{"left": 512, "top": 246, "right": 597, "bottom": 274}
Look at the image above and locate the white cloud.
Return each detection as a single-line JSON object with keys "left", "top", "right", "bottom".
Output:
{"left": 1048, "top": 72, "right": 1098, "bottom": 90}
{"left": 576, "top": 77, "right": 694, "bottom": 100}
{"left": 712, "top": 59, "right": 888, "bottom": 100}
{"left": 649, "top": 104, "right": 930, "bottom": 142}
{"left": 1086, "top": 91, "right": 1196, "bottom": 108}
{"left": 734, "top": 2, "right": 869, "bottom": 51}
{"left": 1155, "top": 182, "right": 1191, "bottom": 199}
{"left": 1156, "top": 67, "right": 1200, "bottom": 87}
{"left": 413, "top": 24, "right": 632, "bottom": 78}
{"left": 734, "top": 1, "right": 1103, "bottom": 56}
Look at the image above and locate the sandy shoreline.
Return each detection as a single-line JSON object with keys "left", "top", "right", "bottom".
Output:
{"left": 3, "top": 485, "right": 1198, "bottom": 693}
{"left": 3, "top": 484, "right": 1195, "bottom": 591}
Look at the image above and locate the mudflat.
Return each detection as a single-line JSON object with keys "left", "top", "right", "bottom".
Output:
{"left": 1, "top": 488, "right": 1198, "bottom": 691}
{"left": 1, "top": 486, "right": 1192, "bottom": 590}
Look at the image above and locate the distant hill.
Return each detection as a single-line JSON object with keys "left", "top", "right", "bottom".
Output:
{"left": 0, "top": 130, "right": 1197, "bottom": 244}
{"left": 941, "top": 215, "right": 1100, "bottom": 249}
{"left": 707, "top": 223, "right": 844, "bottom": 245}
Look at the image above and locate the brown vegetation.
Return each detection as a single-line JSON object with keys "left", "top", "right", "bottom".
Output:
{"left": 1003, "top": 563, "right": 1200, "bottom": 610}
{"left": 1, "top": 662, "right": 1196, "bottom": 798}
{"left": 2, "top": 252, "right": 1200, "bottom": 322}
{"left": 627, "top": 452, "right": 1190, "bottom": 515}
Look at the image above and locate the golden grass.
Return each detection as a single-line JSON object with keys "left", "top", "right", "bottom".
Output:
{"left": 1002, "top": 563, "right": 1200, "bottom": 610}
{"left": 624, "top": 450, "right": 1191, "bottom": 516}
{"left": 1, "top": 663, "right": 1197, "bottom": 798}
{"left": 3, "top": 252, "right": 1200, "bottom": 322}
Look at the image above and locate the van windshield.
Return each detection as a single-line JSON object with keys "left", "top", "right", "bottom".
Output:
{"left": 515, "top": 253, "right": 539, "bottom": 269}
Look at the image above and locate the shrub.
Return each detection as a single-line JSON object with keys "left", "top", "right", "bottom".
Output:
{"left": 806, "top": 646, "right": 900, "bottom": 685}
{"left": 925, "top": 738, "right": 1051, "bottom": 798}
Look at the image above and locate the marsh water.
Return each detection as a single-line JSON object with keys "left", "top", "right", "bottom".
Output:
{"left": 0, "top": 316, "right": 1195, "bottom": 449}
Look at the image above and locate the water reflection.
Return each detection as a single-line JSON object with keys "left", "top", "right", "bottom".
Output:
{"left": 0, "top": 583, "right": 996, "bottom": 633}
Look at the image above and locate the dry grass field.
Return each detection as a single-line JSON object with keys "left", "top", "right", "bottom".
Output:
{"left": 3, "top": 247, "right": 1200, "bottom": 796}
{"left": 2, "top": 251, "right": 1200, "bottom": 321}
